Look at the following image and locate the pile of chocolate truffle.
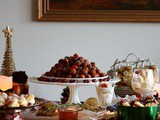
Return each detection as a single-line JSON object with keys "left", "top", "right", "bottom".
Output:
{"left": 38, "top": 53, "right": 107, "bottom": 83}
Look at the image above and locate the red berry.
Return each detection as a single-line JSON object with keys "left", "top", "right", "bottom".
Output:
{"left": 99, "top": 79, "right": 103, "bottom": 82}
{"left": 69, "top": 80, "right": 78, "bottom": 83}
{"left": 58, "top": 63, "right": 63, "bottom": 67}
{"left": 91, "top": 62, "right": 96, "bottom": 67}
{"left": 58, "top": 59, "right": 63, "bottom": 64}
{"left": 55, "top": 73, "right": 61, "bottom": 77}
{"left": 86, "top": 80, "right": 90, "bottom": 83}
{"left": 83, "top": 80, "right": 90, "bottom": 83}
{"left": 61, "top": 79, "right": 67, "bottom": 83}
{"left": 135, "top": 71, "right": 139, "bottom": 74}
{"left": 57, "top": 67, "right": 62, "bottom": 71}
{"left": 135, "top": 93, "right": 143, "bottom": 100}
{"left": 57, "top": 79, "right": 61, "bottom": 82}
{"left": 72, "top": 65, "right": 78, "bottom": 69}
{"left": 74, "top": 53, "right": 79, "bottom": 59}
{"left": 37, "top": 77, "right": 42, "bottom": 81}
{"left": 51, "top": 68, "right": 56, "bottom": 73}
{"left": 92, "top": 79, "right": 97, "bottom": 82}
{"left": 51, "top": 79, "right": 56, "bottom": 82}
{"left": 100, "top": 83, "right": 108, "bottom": 88}
{"left": 69, "top": 80, "right": 73, "bottom": 83}
{"left": 86, "top": 74, "right": 91, "bottom": 78}
{"left": 47, "top": 79, "right": 52, "bottom": 82}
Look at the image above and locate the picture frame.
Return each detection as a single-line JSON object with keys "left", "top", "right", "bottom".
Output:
{"left": 37, "top": 0, "right": 160, "bottom": 22}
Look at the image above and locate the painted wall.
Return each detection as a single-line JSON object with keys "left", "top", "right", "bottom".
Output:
{"left": 0, "top": 0, "right": 160, "bottom": 101}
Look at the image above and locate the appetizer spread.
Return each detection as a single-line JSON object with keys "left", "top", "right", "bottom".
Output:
{"left": 83, "top": 97, "right": 103, "bottom": 112}
{"left": 37, "top": 102, "right": 58, "bottom": 116}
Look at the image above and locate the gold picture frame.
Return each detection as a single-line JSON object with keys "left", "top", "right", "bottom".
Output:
{"left": 37, "top": 0, "right": 160, "bottom": 22}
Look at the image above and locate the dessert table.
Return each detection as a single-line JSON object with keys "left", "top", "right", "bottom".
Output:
{"left": 22, "top": 111, "right": 160, "bottom": 120}
{"left": 1, "top": 53, "right": 159, "bottom": 120}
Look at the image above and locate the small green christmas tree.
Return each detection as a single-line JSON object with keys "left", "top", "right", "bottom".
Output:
{"left": 1, "top": 26, "right": 16, "bottom": 76}
{"left": 61, "top": 87, "right": 70, "bottom": 104}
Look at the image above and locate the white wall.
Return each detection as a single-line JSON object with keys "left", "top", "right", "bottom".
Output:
{"left": 0, "top": 0, "right": 160, "bottom": 101}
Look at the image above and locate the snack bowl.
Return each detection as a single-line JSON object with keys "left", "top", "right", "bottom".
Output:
{"left": 117, "top": 105, "right": 159, "bottom": 120}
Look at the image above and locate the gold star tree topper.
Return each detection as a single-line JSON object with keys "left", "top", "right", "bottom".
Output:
{"left": 2, "top": 26, "right": 13, "bottom": 38}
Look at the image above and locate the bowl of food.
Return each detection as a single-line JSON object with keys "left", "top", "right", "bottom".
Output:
{"left": 117, "top": 96, "right": 159, "bottom": 120}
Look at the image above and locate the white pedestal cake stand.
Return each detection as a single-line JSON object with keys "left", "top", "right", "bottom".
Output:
{"left": 29, "top": 76, "right": 119, "bottom": 104}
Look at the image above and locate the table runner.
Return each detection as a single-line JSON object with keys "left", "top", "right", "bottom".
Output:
{"left": 22, "top": 110, "right": 116, "bottom": 120}
{"left": 22, "top": 111, "right": 160, "bottom": 120}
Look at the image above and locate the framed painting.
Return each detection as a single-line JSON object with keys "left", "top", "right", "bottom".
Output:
{"left": 37, "top": 0, "right": 160, "bottom": 22}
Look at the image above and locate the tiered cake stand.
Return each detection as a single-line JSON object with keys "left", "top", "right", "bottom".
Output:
{"left": 29, "top": 76, "right": 119, "bottom": 104}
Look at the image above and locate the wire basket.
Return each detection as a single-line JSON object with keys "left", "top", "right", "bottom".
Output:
{"left": 108, "top": 53, "right": 159, "bottom": 97}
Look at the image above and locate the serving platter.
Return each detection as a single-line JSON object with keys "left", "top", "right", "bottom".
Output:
{"left": 29, "top": 76, "right": 120, "bottom": 104}
{"left": 0, "top": 98, "right": 44, "bottom": 111}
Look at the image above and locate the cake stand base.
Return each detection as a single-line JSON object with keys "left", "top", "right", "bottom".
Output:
{"left": 67, "top": 85, "right": 81, "bottom": 104}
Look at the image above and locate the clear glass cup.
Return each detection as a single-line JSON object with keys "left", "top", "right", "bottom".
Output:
{"left": 100, "top": 94, "right": 109, "bottom": 119}
{"left": 96, "top": 82, "right": 113, "bottom": 107}
{"left": 58, "top": 105, "right": 78, "bottom": 120}
{"left": 131, "top": 69, "right": 155, "bottom": 96}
